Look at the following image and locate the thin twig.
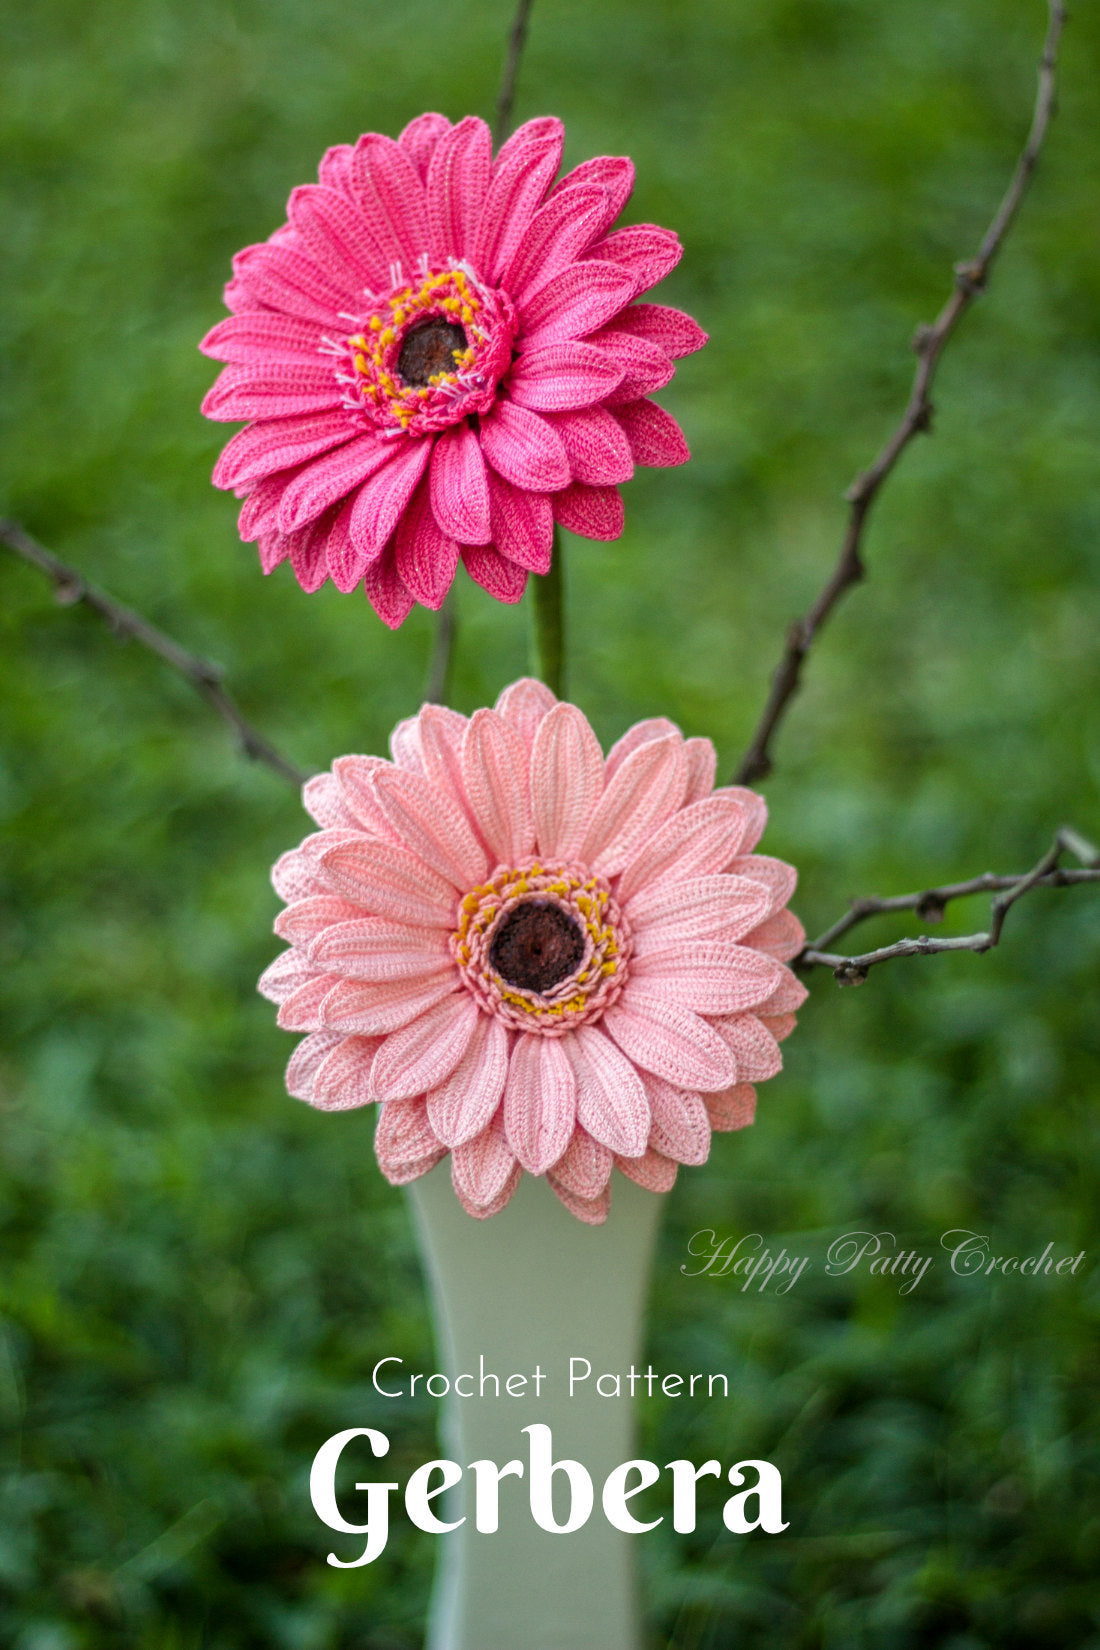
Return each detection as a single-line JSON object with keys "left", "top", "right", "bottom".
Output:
{"left": 0, "top": 521, "right": 310, "bottom": 789}
{"left": 494, "top": 0, "right": 536, "bottom": 147}
{"left": 735, "top": 0, "right": 1067, "bottom": 786}
{"left": 799, "top": 827, "right": 1100, "bottom": 985}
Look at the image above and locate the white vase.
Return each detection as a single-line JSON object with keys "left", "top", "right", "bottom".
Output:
{"left": 407, "top": 1161, "right": 663, "bottom": 1650}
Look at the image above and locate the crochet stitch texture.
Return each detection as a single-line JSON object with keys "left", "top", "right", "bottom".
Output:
{"left": 201, "top": 114, "right": 706, "bottom": 626}
{"left": 260, "top": 679, "right": 806, "bottom": 1223}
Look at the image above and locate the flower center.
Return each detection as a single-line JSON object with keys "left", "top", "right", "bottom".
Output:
{"left": 489, "top": 901, "right": 585, "bottom": 993}
{"left": 452, "top": 862, "right": 631, "bottom": 1037}
{"left": 336, "top": 261, "right": 516, "bottom": 439}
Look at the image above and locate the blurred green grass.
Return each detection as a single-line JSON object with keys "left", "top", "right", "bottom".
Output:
{"left": 2, "top": 0, "right": 1099, "bottom": 1644}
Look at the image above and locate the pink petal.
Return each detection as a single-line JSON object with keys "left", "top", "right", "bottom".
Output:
{"left": 452, "top": 1111, "right": 518, "bottom": 1208}
{"left": 287, "top": 516, "right": 333, "bottom": 592}
{"left": 427, "top": 1014, "right": 510, "bottom": 1147}
{"left": 548, "top": 406, "right": 633, "bottom": 486}
{"left": 683, "top": 738, "right": 717, "bottom": 804}
{"left": 239, "top": 469, "right": 301, "bottom": 541}
{"left": 547, "top": 1176, "right": 610, "bottom": 1225}
{"left": 430, "top": 423, "right": 492, "bottom": 545}
{"left": 348, "top": 437, "right": 433, "bottom": 558}
{"left": 368, "top": 765, "right": 489, "bottom": 889}
{"left": 508, "top": 342, "right": 624, "bottom": 413}
{"left": 302, "top": 772, "right": 360, "bottom": 830}
{"left": 426, "top": 115, "right": 493, "bottom": 258}
{"left": 275, "top": 894, "right": 364, "bottom": 947}
{"left": 761, "top": 1012, "right": 798, "bottom": 1043}
{"left": 399, "top": 112, "right": 452, "bottom": 181}
{"left": 258, "top": 948, "right": 316, "bottom": 1004}
{"left": 276, "top": 975, "right": 334, "bottom": 1032}
{"left": 530, "top": 701, "right": 605, "bottom": 860}
{"left": 311, "top": 1034, "right": 384, "bottom": 1110}
{"left": 614, "top": 398, "right": 690, "bottom": 466}
{"left": 318, "top": 143, "right": 355, "bottom": 194}
{"left": 603, "top": 987, "right": 735, "bottom": 1092}
{"left": 711, "top": 1013, "right": 782, "bottom": 1082}
{"left": 457, "top": 1160, "right": 523, "bottom": 1220}
{"left": 461, "top": 546, "right": 529, "bottom": 603}
{"left": 375, "top": 1096, "right": 447, "bottom": 1184}
{"left": 272, "top": 846, "right": 327, "bottom": 903}
{"left": 743, "top": 909, "right": 806, "bottom": 963}
{"left": 518, "top": 260, "right": 637, "bottom": 349}
{"left": 758, "top": 968, "right": 809, "bottom": 1016}
{"left": 503, "top": 182, "right": 610, "bottom": 304}
{"left": 370, "top": 992, "right": 479, "bottom": 1102}
{"left": 550, "top": 155, "right": 634, "bottom": 236}
{"left": 276, "top": 435, "right": 394, "bottom": 535}
{"left": 642, "top": 1073, "right": 711, "bottom": 1166}
{"left": 322, "top": 973, "right": 459, "bottom": 1034}
{"left": 550, "top": 1126, "right": 613, "bottom": 1199}
{"left": 615, "top": 794, "right": 750, "bottom": 905}
{"left": 718, "top": 785, "right": 768, "bottom": 853}
{"left": 287, "top": 183, "right": 387, "bottom": 294}
{"left": 627, "top": 874, "right": 773, "bottom": 951}
{"left": 479, "top": 401, "right": 570, "bottom": 492}
{"left": 333, "top": 754, "right": 404, "bottom": 839}
{"left": 212, "top": 412, "right": 355, "bottom": 491}
{"left": 474, "top": 120, "right": 564, "bottom": 282}
{"left": 579, "top": 733, "right": 688, "bottom": 876}
{"left": 604, "top": 302, "right": 708, "bottom": 359}
{"left": 494, "top": 677, "right": 558, "bottom": 750}
{"left": 395, "top": 478, "right": 460, "bottom": 610}
{"left": 307, "top": 916, "right": 451, "bottom": 982}
{"left": 728, "top": 854, "right": 798, "bottom": 917}
{"left": 604, "top": 717, "right": 680, "bottom": 781}
{"left": 320, "top": 839, "right": 457, "bottom": 927}
{"left": 563, "top": 1025, "right": 649, "bottom": 1158}
{"left": 417, "top": 703, "right": 470, "bottom": 804}
{"left": 325, "top": 495, "right": 373, "bottom": 593}
{"left": 615, "top": 1148, "right": 677, "bottom": 1193}
{"left": 629, "top": 942, "right": 783, "bottom": 1014}
{"left": 487, "top": 473, "right": 554, "bottom": 572}
{"left": 349, "top": 134, "right": 428, "bottom": 273}
{"left": 363, "top": 547, "right": 415, "bottom": 629}
{"left": 588, "top": 224, "right": 683, "bottom": 296}
{"left": 586, "top": 330, "right": 674, "bottom": 404}
{"left": 200, "top": 312, "right": 325, "bottom": 365}
{"left": 202, "top": 363, "right": 342, "bottom": 422}
{"left": 503, "top": 1034, "right": 576, "bottom": 1175}
{"left": 229, "top": 239, "right": 349, "bottom": 323}
{"left": 461, "top": 708, "right": 535, "bottom": 865}
{"left": 257, "top": 531, "right": 292, "bottom": 575}
{"left": 389, "top": 716, "right": 425, "bottom": 773}
{"left": 286, "top": 1029, "right": 345, "bottom": 1101}
{"left": 552, "top": 483, "right": 624, "bottom": 540}
{"left": 706, "top": 1084, "right": 757, "bottom": 1133}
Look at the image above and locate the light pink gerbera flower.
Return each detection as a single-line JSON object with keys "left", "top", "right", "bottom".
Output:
{"left": 259, "top": 680, "right": 806, "bottom": 1223}
{"left": 201, "top": 114, "right": 706, "bottom": 627}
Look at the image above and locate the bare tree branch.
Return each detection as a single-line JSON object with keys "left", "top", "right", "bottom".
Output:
{"left": 0, "top": 521, "right": 311, "bottom": 789}
{"left": 800, "top": 827, "right": 1100, "bottom": 985}
{"left": 734, "top": 0, "right": 1067, "bottom": 786}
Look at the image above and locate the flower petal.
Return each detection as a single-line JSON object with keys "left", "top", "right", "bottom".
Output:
{"left": 604, "top": 717, "right": 680, "bottom": 781}
{"left": 563, "top": 1025, "right": 649, "bottom": 1157}
{"left": 705, "top": 1084, "right": 757, "bottom": 1133}
{"left": 503, "top": 182, "right": 610, "bottom": 303}
{"left": 479, "top": 401, "right": 570, "bottom": 493}
{"left": 552, "top": 482, "right": 624, "bottom": 540}
{"left": 616, "top": 794, "right": 749, "bottom": 905}
{"left": 494, "top": 676, "right": 558, "bottom": 749}
{"left": 275, "top": 895, "right": 364, "bottom": 947}
{"left": 452, "top": 1111, "right": 518, "bottom": 1208}
{"left": 550, "top": 154, "right": 634, "bottom": 237}
{"left": 588, "top": 223, "right": 683, "bottom": 296}
{"left": 579, "top": 733, "right": 688, "bottom": 876}
{"left": 530, "top": 701, "right": 604, "bottom": 860}
{"left": 322, "top": 973, "right": 459, "bottom": 1034}
{"left": 548, "top": 406, "right": 634, "bottom": 486}
{"left": 718, "top": 786, "right": 768, "bottom": 853}
{"left": 757, "top": 968, "right": 809, "bottom": 1016}
{"left": 371, "top": 992, "right": 478, "bottom": 1102}
{"left": 286, "top": 1028, "right": 346, "bottom": 1101}
{"left": 615, "top": 1148, "right": 677, "bottom": 1193}
{"left": 728, "top": 854, "right": 798, "bottom": 917}
{"left": 200, "top": 312, "right": 325, "bottom": 365}
{"left": 614, "top": 398, "right": 690, "bottom": 467}
{"left": 743, "top": 909, "right": 806, "bottom": 963}
{"left": 349, "top": 133, "right": 429, "bottom": 273}
{"left": 417, "top": 704, "right": 470, "bottom": 809}
{"left": 311, "top": 1034, "right": 384, "bottom": 1110}
{"left": 395, "top": 478, "right": 461, "bottom": 610}
{"left": 307, "top": 917, "right": 451, "bottom": 981}
{"left": 474, "top": 119, "right": 564, "bottom": 281}
{"left": 202, "top": 362, "right": 342, "bottom": 422}
{"left": 508, "top": 342, "right": 624, "bottom": 413}
{"left": 630, "top": 942, "right": 783, "bottom": 1014}
{"left": 457, "top": 1160, "right": 523, "bottom": 1220}
{"left": 711, "top": 1014, "right": 783, "bottom": 1082}
{"left": 430, "top": 422, "right": 492, "bottom": 545}
{"left": 518, "top": 261, "right": 636, "bottom": 349}
{"left": 549, "top": 1126, "right": 613, "bottom": 1199}
{"left": 627, "top": 874, "right": 773, "bottom": 951}
{"left": 399, "top": 112, "right": 452, "bottom": 181}
{"left": 212, "top": 412, "right": 355, "bottom": 492}
{"left": 287, "top": 183, "right": 388, "bottom": 294}
{"left": 375, "top": 1096, "right": 447, "bottom": 1184}
{"left": 503, "top": 1034, "right": 577, "bottom": 1175}
{"left": 363, "top": 546, "right": 416, "bottom": 629}
{"left": 229, "top": 239, "right": 349, "bottom": 323}
{"left": 368, "top": 765, "right": 489, "bottom": 889}
{"left": 461, "top": 708, "right": 535, "bottom": 865}
{"left": 461, "top": 546, "right": 529, "bottom": 603}
{"left": 320, "top": 839, "right": 458, "bottom": 927}
{"left": 683, "top": 738, "right": 717, "bottom": 805}
{"left": 487, "top": 473, "right": 554, "bottom": 572}
{"left": 427, "top": 1013, "right": 510, "bottom": 1147}
{"left": 302, "top": 772, "right": 360, "bottom": 830}
{"left": 605, "top": 301, "right": 708, "bottom": 358}
{"left": 546, "top": 1175, "right": 610, "bottom": 1225}
{"left": 603, "top": 987, "right": 735, "bottom": 1092}
{"left": 258, "top": 948, "right": 316, "bottom": 1004}
{"left": 425, "top": 114, "right": 492, "bottom": 258}
{"left": 276, "top": 975, "right": 334, "bottom": 1031}
{"left": 586, "top": 329, "right": 674, "bottom": 404}
{"left": 276, "top": 435, "right": 394, "bottom": 535}
{"left": 642, "top": 1074, "right": 711, "bottom": 1166}
{"left": 348, "top": 437, "right": 433, "bottom": 558}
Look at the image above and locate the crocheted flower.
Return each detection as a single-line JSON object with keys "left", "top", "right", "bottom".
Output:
{"left": 201, "top": 114, "right": 706, "bottom": 627}
{"left": 260, "top": 681, "right": 805, "bottom": 1223}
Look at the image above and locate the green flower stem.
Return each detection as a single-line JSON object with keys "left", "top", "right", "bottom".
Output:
{"left": 531, "top": 526, "right": 565, "bottom": 697}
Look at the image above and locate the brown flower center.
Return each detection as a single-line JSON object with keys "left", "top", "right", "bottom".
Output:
{"left": 397, "top": 319, "right": 469, "bottom": 387}
{"left": 489, "top": 901, "right": 586, "bottom": 994}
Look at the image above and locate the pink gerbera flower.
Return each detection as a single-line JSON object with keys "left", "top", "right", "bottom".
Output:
{"left": 201, "top": 114, "right": 707, "bottom": 627}
{"left": 260, "top": 680, "right": 806, "bottom": 1223}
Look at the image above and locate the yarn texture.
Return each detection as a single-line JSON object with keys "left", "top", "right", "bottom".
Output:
{"left": 201, "top": 115, "right": 707, "bottom": 626}
{"left": 259, "top": 680, "right": 805, "bottom": 1222}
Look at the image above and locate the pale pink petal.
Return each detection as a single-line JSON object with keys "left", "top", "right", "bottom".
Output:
{"left": 389, "top": 716, "right": 425, "bottom": 773}
{"left": 743, "top": 910, "right": 806, "bottom": 963}
{"left": 202, "top": 363, "right": 342, "bottom": 422}
{"left": 705, "top": 1084, "right": 757, "bottom": 1133}
{"left": 630, "top": 941, "right": 783, "bottom": 1014}
{"left": 311, "top": 1034, "right": 384, "bottom": 1110}
{"left": 375, "top": 1096, "right": 447, "bottom": 1184}
{"left": 368, "top": 765, "right": 489, "bottom": 889}
{"left": 761, "top": 1013, "right": 798, "bottom": 1043}
{"left": 614, "top": 398, "right": 690, "bottom": 466}
{"left": 603, "top": 302, "right": 708, "bottom": 358}
{"left": 370, "top": 993, "right": 478, "bottom": 1102}
{"left": 530, "top": 701, "right": 604, "bottom": 860}
{"left": 395, "top": 478, "right": 460, "bottom": 610}
{"left": 276, "top": 975, "right": 334, "bottom": 1032}
{"left": 494, "top": 676, "right": 558, "bottom": 750}
{"left": 426, "top": 115, "right": 492, "bottom": 258}
{"left": 546, "top": 1176, "right": 610, "bottom": 1225}
{"left": 275, "top": 894, "right": 364, "bottom": 947}
{"left": 508, "top": 342, "right": 624, "bottom": 413}
{"left": 549, "top": 1127, "right": 613, "bottom": 1199}
{"left": 728, "top": 854, "right": 798, "bottom": 917}
{"left": 271, "top": 848, "right": 326, "bottom": 905}
{"left": 586, "top": 330, "right": 674, "bottom": 404}
{"left": 604, "top": 717, "right": 679, "bottom": 781}
{"left": 307, "top": 917, "right": 451, "bottom": 982}
{"left": 718, "top": 786, "right": 768, "bottom": 853}
{"left": 642, "top": 1073, "right": 711, "bottom": 1166}
{"left": 302, "top": 771, "right": 360, "bottom": 830}
{"left": 426, "top": 1014, "right": 510, "bottom": 1147}
{"left": 474, "top": 119, "right": 564, "bottom": 281}
{"left": 757, "top": 968, "right": 809, "bottom": 1016}
{"left": 587, "top": 223, "right": 683, "bottom": 296}
{"left": 518, "top": 261, "right": 636, "bottom": 349}
{"left": 461, "top": 546, "right": 529, "bottom": 603}
{"left": 276, "top": 436, "right": 394, "bottom": 535}
{"left": 550, "top": 154, "right": 634, "bottom": 237}
{"left": 627, "top": 874, "right": 772, "bottom": 951}
{"left": 683, "top": 738, "right": 717, "bottom": 804}
{"left": 286, "top": 183, "right": 387, "bottom": 293}
{"left": 212, "top": 412, "right": 355, "bottom": 492}
{"left": 579, "top": 733, "right": 688, "bottom": 876}
{"left": 603, "top": 987, "right": 735, "bottom": 1092}
{"left": 615, "top": 1148, "right": 677, "bottom": 1193}
{"left": 487, "top": 473, "right": 554, "bottom": 572}
{"left": 417, "top": 704, "right": 470, "bottom": 809}
{"left": 399, "top": 112, "right": 452, "bottom": 182}
{"left": 552, "top": 483, "right": 624, "bottom": 540}
{"left": 322, "top": 973, "right": 458, "bottom": 1035}
{"left": 461, "top": 708, "right": 535, "bottom": 865}
{"left": 711, "top": 1014, "right": 783, "bottom": 1082}
{"left": 286, "top": 1029, "right": 345, "bottom": 1101}
{"left": 333, "top": 754, "right": 404, "bottom": 839}
{"left": 348, "top": 437, "right": 433, "bottom": 559}
{"left": 548, "top": 406, "right": 633, "bottom": 487}
{"left": 452, "top": 1111, "right": 518, "bottom": 1208}
{"left": 430, "top": 423, "right": 492, "bottom": 545}
{"left": 503, "top": 183, "right": 610, "bottom": 303}
{"left": 200, "top": 312, "right": 326, "bottom": 365}
{"left": 258, "top": 948, "right": 316, "bottom": 1004}
{"left": 320, "top": 839, "right": 457, "bottom": 927}
{"left": 615, "top": 794, "right": 749, "bottom": 905}
{"left": 563, "top": 1025, "right": 649, "bottom": 1158}
{"left": 503, "top": 1035, "right": 576, "bottom": 1174}
{"left": 457, "top": 1161, "right": 523, "bottom": 1220}
{"left": 349, "top": 134, "right": 428, "bottom": 272}
{"left": 363, "top": 545, "right": 416, "bottom": 629}
{"left": 479, "top": 400, "right": 570, "bottom": 492}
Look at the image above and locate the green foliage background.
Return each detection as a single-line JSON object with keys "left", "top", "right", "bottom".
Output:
{"left": 2, "top": 0, "right": 1099, "bottom": 1644}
